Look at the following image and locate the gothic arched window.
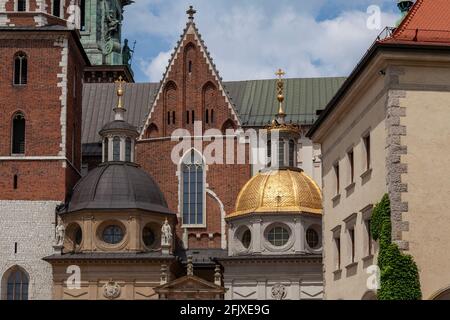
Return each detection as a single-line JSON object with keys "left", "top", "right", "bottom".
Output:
{"left": 12, "top": 113, "right": 25, "bottom": 155}
{"left": 113, "top": 137, "right": 120, "bottom": 161}
{"left": 14, "top": 52, "right": 27, "bottom": 85}
{"left": 103, "top": 137, "right": 109, "bottom": 162}
{"left": 125, "top": 137, "right": 132, "bottom": 162}
{"left": 6, "top": 268, "right": 29, "bottom": 300}
{"left": 181, "top": 150, "right": 204, "bottom": 226}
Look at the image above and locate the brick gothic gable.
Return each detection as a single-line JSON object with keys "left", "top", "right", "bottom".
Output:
{"left": 139, "top": 21, "right": 241, "bottom": 139}
{"left": 136, "top": 16, "right": 251, "bottom": 250}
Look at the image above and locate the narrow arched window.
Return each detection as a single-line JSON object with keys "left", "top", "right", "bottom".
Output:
{"left": 17, "top": 0, "right": 26, "bottom": 12}
{"left": 191, "top": 110, "right": 195, "bottom": 124}
{"left": 53, "top": 0, "right": 61, "bottom": 17}
{"left": 278, "top": 140, "right": 285, "bottom": 167}
{"left": 181, "top": 150, "right": 204, "bottom": 226}
{"left": 205, "top": 109, "right": 209, "bottom": 124}
{"left": 289, "top": 140, "right": 295, "bottom": 167}
{"left": 6, "top": 269, "right": 29, "bottom": 300}
{"left": 113, "top": 137, "right": 120, "bottom": 161}
{"left": 188, "top": 60, "right": 192, "bottom": 73}
{"left": 125, "top": 137, "right": 132, "bottom": 162}
{"left": 103, "top": 137, "right": 109, "bottom": 162}
{"left": 12, "top": 113, "right": 25, "bottom": 155}
{"left": 80, "top": 0, "right": 86, "bottom": 30}
{"left": 267, "top": 139, "right": 271, "bottom": 166}
{"left": 172, "top": 111, "right": 176, "bottom": 124}
{"left": 14, "top": 52, "right": 27, "bottom": 85}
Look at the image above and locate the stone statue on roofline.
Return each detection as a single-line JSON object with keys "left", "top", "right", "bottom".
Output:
{"left": 161, "top": 218, "right": 172, "bottom": 246}
{"left": 55, "top": 217, "right": 65, "bottom": 247}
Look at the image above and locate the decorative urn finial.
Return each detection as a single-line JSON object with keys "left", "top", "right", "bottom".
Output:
{"left": 114, "top": 76, "right": 127, "bottom": 120}
{"left": 275, "top": 68, "right": 286, "bottom": 124}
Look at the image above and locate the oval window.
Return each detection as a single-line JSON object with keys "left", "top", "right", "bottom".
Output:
{"left": 267, "top": 226, "right": 289, "bottom": 247}
{"left": 241, "top": 229, "right": 251, "bottom": 249}
{"left": 306, "top": 228, "right": 320, "bottom": 249}
{"left": 143, "top": 226, "right": 156, "bottom": 247}
{"left": 102, "top": 225, "right": 124, "bottom": 244}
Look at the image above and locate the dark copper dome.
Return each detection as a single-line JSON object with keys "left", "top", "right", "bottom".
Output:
{"left": 65, "top": 162, "right": 173, "bottom": 215}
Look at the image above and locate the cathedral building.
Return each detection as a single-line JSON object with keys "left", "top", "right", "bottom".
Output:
{"left": 308, "top": 0, "right": 450, "bottom": 300}
{"left": 0, "top": 3, "right": 340, "bottom": 300}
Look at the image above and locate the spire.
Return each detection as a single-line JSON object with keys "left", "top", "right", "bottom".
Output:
{"left": 275, "top": 68, "right": 286, "bottom": 125}
{"left": 114, "top": 76, "right": 127, "bottom": 121}
{"left": 186, "top": 5, "right": 196, "bottom": 22}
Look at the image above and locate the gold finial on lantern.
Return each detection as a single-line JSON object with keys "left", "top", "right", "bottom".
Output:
{"left": 115, "top": 76, "right": 126, "bottom": 109}
{"left": 275, "top": 68, "right": 286, "bottom": 115}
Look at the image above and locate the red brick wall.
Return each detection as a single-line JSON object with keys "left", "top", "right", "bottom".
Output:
{"left": 144, "top": 33, "right": 238, "bottom": 138}
{"left": 0, "top": 32, "right": 85, "bottom": 202}
{"left": 137, "top": 31, "right": 251, "bottom": 249}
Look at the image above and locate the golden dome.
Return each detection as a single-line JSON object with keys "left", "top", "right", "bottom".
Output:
{"left": 228, "top": 168, "right": 322, "bottom": 218}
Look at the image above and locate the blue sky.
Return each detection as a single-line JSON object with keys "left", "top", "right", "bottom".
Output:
{"left": 122, "top": 0, "right": 400, "bottom": 83}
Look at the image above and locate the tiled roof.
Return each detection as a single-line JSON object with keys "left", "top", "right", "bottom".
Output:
{"left": 384, "top": 0, "right": 450, "bottom": 45}
{"left": 82, "top": 77, "right": 345, "bottom": 144}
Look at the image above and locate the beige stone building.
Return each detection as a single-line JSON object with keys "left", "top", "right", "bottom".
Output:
{"left": 308, "top": 0, "right": 450, "bottom": 300}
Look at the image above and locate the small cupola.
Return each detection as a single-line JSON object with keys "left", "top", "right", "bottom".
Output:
{"left": 266, "top": 69, "right": 300, "bottom": 168}
{"left": 99, "top": 77, "right": 139, "bottom": 163}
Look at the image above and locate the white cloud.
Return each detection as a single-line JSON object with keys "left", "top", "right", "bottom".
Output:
{"left": 140, "top": 50, "right": 172, "bottom": 82}
{"left": 123, "top": 0, "right": 399, "bottom": 82}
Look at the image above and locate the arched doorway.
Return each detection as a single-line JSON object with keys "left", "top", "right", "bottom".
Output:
{"left": 432, "top": 287, "right": 450, "bottom": 300}
{"left": 361, "top": 290, "right": 377, "bottom": 300}
{"left": 1, "top": 266, "right": 29, "bottom": 300}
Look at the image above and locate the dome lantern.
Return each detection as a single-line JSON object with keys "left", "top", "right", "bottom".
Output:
{"left": 267, "top": 69, "right": 301, "bottom": 168}
{"left": 99, "top": 77, "right": 139, "bottom": 163}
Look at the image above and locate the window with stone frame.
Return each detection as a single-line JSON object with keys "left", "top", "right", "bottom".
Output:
{"left": 13, "top": 52, "right": 27, "bottom": 85}
{"left": 181, "top": 150, "right": 205, "bottom": 226}
{"left": 53, "top": 0, "right": 61, "bottom": 17}
{"left": 6, "top": 268, "right": 29, "bottom": 300}
{"left": 17, "top": 0, "right": 27, "bottom": 12}
{"left": 12, "top": 112, "right": 25, "bottom": 155}
{"left": 113, "top": 137, "right": 120, "bottom": 161}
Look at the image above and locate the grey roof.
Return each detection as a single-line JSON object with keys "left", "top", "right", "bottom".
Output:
{"left": 65, "top": 162, "right": 174, "bottom": 214}
{"left": 100, "top": 119, "right": 138, "bottom": 133}
{"left": 82, "top": 77, "right": 345, "bottom": 144}
{"left": 225, "top": 77, "right": 346, "bottom": 126}
{"left": 82, "top": 83, "right": 159, "bottom": 144}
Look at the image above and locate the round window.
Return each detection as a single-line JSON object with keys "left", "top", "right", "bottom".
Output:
{"left": 102, "top": 225, "right": 124, "bottom": 244}
{"left": 143, "top": 226, "right": 156, "bottom": 247}
{"left": 241, "top": 229, "right": 251, "bottom": 249}
{"left": 306, "top": 228, "right": 320, "bottom": 249}
{"left": 267, "top": 226, "right": 289, "bottom": 247}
